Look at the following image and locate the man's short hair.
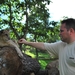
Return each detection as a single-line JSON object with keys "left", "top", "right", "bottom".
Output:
{"left": 61, "top": 18, "right": 75, "bottom": 30}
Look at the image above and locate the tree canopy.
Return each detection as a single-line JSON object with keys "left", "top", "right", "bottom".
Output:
{"left": 0, "top": 0, "right": 60, "bottom": 50}
{"left": 0, "top": 0, "right": 61, "bottom": 69}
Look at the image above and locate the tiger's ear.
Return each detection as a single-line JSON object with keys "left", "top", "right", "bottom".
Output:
{"left": 3, "top": 29, "right": 10, "bottom": 33}
{"left": 0, "top": 29, "right": 10, "bottom": 35}
{"left": 0, "top": 30, "right": 4, "bottom": 34}
{"left": 5, "top": 28, "right": 10, "bottom": 32}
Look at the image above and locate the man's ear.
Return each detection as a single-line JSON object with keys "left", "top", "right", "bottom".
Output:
{"left": 69, "top": 28, "right": 75, "bottom": 35}
{"left": 70, "top": 28, "right": 75, "bottom": 33}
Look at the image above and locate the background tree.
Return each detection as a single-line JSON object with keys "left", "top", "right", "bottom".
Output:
{"left": 0, "top": 0, "right": 60, "bottom": 69}
{"left": 0, "top": 0, "right": 60, "bottom": 48}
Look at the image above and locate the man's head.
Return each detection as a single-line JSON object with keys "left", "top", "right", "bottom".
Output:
{"left": 59, "top": 18, "right": 75, "bottom": 43}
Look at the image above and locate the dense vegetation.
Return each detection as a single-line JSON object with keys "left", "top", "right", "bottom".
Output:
{"left": 0, "top": 0, "right": 60, "bottom": 69}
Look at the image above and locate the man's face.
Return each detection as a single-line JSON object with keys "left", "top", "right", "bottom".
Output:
{"left": 59, "top": 23, "right": 70, "bottom": 43}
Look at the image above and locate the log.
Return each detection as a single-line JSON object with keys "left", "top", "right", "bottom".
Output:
{"left": 22, "top": 53, "right": 41, "bottom": 75}
{"left": 0, "top": 46, "right": 22, "bottom": 75}
{"left": 46, "top": 60, "right": 59, "bottom": 75}
{"left": 0, "top": 46, "right": 41, "bottom": 75}
{"left": 0, "top": 46, "right": 59, "bottom": 75}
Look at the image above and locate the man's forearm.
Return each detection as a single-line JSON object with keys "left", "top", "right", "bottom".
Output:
{"left": 25, "top": 42, "right": 45, "bottom": 50}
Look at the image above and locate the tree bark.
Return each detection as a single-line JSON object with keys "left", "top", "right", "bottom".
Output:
{"left": 0, "top": 46, "right": 22, "bottom": 75}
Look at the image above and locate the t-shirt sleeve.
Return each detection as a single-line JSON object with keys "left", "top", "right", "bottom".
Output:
{"left": 44, "top": 41, "right": 62, "bottom": 58}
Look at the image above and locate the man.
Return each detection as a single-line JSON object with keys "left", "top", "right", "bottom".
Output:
{"left": 18, "top": 18, "right": 75, "bottom": 75}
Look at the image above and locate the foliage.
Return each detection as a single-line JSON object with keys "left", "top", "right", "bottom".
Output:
{"left": 0, "top": 0, "right": 60, "bottom": 43}
{"left": 0, "top": 0, "right": 60, "bottom": 68}
{"left": 39, "top": 59, "right": 51, "bottom": 69}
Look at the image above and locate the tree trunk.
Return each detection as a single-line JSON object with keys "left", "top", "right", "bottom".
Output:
{"left": 0, "top": 46, "right": 22, "bottom": 75}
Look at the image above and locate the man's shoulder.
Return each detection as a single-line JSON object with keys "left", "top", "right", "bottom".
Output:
{"left": 56, "top": 41, "right": 67, "bottom": 46}
{"left": 44, "top": 41, "right": 66, "bottom": 46}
